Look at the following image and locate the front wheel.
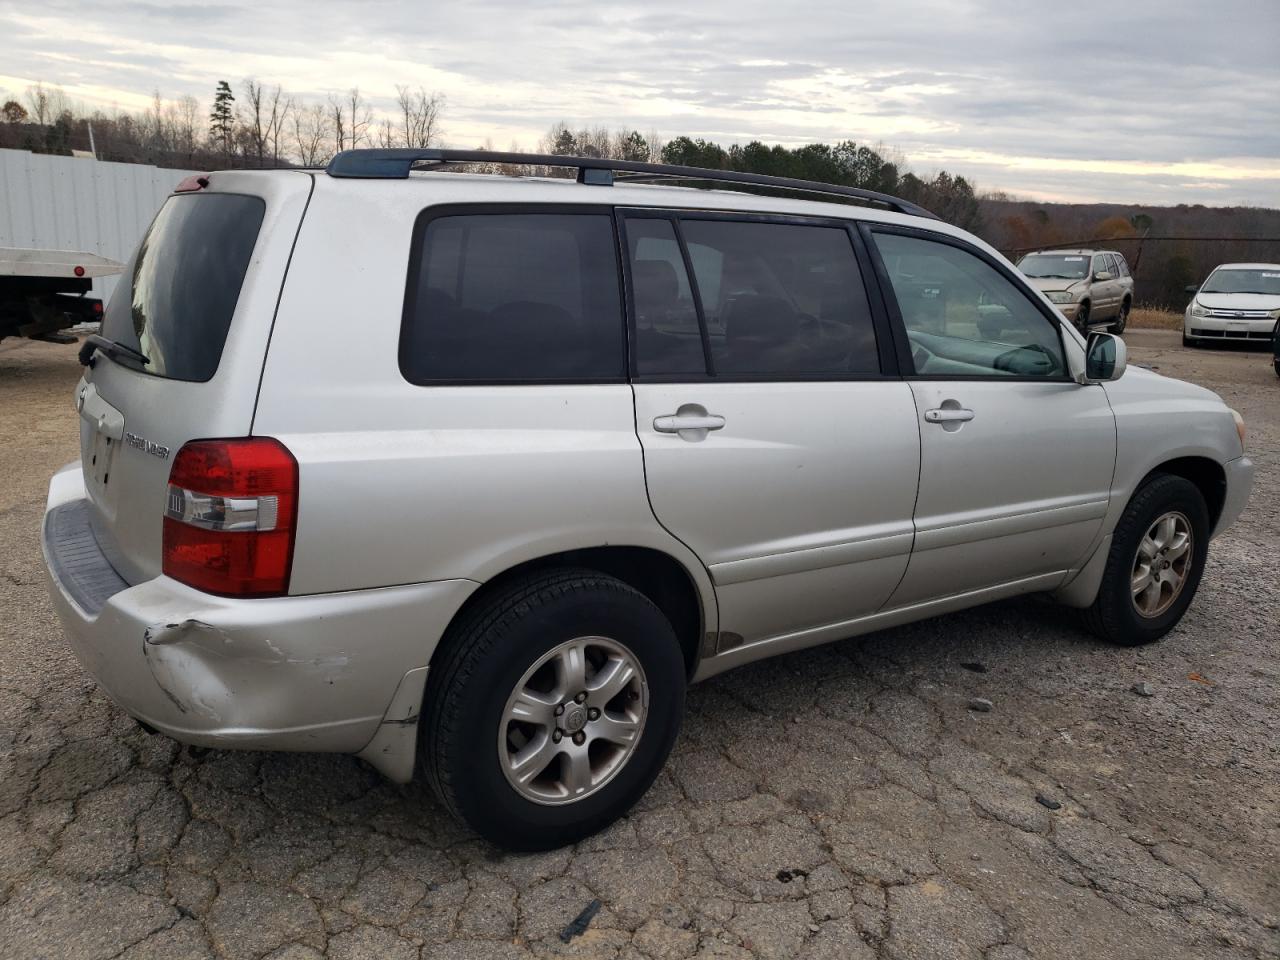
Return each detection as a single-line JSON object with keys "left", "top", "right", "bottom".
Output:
{"left": 1075, "top": 301, "right": 1091, "bottom": 331}
{"left": 1111, "top": 299, "right": 1129, "bottom": 333}
{"left": 421, "top": 569, "right": 686, "bottom": 850}
{"left": 1083, "top": 474, "right": 1210, "bottom": 646}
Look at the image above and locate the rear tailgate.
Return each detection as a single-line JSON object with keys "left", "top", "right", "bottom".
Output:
{"left": 77, "top": 171, "right": 313, "bottom": 586}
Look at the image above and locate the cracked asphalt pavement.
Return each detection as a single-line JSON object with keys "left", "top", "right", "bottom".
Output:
{"left": 1, "top": 330, "right": 1276, "bottom": 959}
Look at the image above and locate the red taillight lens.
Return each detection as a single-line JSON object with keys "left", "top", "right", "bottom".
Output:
{"left": 162, "top": 438, "right": 298, "bottom": 597}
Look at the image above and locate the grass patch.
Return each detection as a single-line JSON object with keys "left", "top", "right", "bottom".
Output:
{"left": 1128, "top": 308, "right": 1183, "bottom": 330}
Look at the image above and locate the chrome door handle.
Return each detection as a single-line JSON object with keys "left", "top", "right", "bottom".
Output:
{"left": 924, "top": 408, "right": 975, "bottom": 423}
{"left": 653, "top": 414, "right": 726, "bottom": 433}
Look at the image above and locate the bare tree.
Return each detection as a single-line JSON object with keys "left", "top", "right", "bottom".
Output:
{"left": 24, "top": 82, "right": 51, "bottom": 126}
{"left": 174, "top": 95, "right": 199, "bottom": 163}
{"left": 326, "top": 93, "right": 347, "bottom": 154}
{"left": 292, "top": 101, "right": 332, "bottom": 167}
{"left": 395, "top": 85, "right": 445, "bottom": 148}
{"left": 345, "top": 88, "right": 371, "bottom": 149}
{"left": 242, "top": 78, "right": 268, "bottom": 165}
{"left": 265, "top": 87, "right": 291, "bottom": 167}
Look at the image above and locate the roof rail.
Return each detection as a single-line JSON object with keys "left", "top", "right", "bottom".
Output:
{"left": 324, "top": 148, "right": 937, "bottom": 219}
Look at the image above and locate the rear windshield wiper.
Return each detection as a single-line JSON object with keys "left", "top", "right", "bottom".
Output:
{"left": 78, "top": 333, "right": 150, "bottom": 368}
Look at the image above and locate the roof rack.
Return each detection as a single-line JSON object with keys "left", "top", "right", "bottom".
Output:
{"left": 324, "top": 148, "right": 937, "bottom": 220}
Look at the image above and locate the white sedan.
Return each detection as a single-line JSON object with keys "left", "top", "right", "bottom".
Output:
{"left": 1184, "top": 262, "right": 1280, "bottom": 346}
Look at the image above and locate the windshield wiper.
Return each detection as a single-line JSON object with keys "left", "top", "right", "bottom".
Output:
{"left": 78, "top": 333, "right": 150, "bottom": 367}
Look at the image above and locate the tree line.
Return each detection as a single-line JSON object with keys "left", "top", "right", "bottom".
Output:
{"left": 0, "top": 80, "right": 445, "bottom": 170}
{"left": 3, "top": 80, "right": 1274, "bottom": 306}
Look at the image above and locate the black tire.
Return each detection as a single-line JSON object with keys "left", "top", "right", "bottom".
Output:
{"left": 1083, "top": 474, "right": 1210, "bottom": 646}
{"left": 1112, "top": 298, "right": 1129, "bottom": 333}
{"left": 1076, "top": 301, "right": 1091, "bottom": 331}
{"left": 1183, "top": 333, "right": 1197, "bottom": 348}
{"left": 420, "top": 568, "right": 686, "bottom": 850}
{"left": 1273, "top": 358, "right": 1279, "bottom": 379}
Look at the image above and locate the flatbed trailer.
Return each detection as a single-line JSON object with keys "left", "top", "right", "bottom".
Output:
{"left": 0, "top": 247, "right": 123, "bottom": 344}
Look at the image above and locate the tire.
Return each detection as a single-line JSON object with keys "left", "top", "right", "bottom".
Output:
{"left": 1182, "top": 333, "right": 1196, "bottom": 348}
{"left": 1273, "top": 358, "right": 1279, "bottom": 378}
{"left": 1112, "top": 298, "right": 1129, "bottom": 333}
{"left": 420, "top": 568, "right": 686, "bottom": 850}
{"left": 1076, "top": 301, "right": 1091, "bottom": 331}
{"left": 1083, "top": 474, "right": 1210, "bottom": 646}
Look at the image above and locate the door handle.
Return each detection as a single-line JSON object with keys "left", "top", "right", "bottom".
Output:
{"left": 924, "top": 407, "right": 975, "bottom": 424}
{"left": 653, "top": 413, "right": 726, "bottom": 434}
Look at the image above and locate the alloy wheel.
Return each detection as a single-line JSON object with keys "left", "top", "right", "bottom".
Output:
{"left": 498, "top": 636, "right": 648, "bottom": 805}
{"left": 1131, "top": 511, "right": 1193, "bottom": 618}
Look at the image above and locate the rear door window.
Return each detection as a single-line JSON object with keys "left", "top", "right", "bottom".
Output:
{"left": 101, "top": 193, "right": 265, "bottom": 382}
{"left": 625, "top": 215, "right": 880, "bottom": 378}
{"left": 401, "top": 211, "right": 625, "bottom": 384}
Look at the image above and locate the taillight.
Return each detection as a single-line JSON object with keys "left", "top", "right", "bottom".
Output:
{"left": 162, "top": 438, "right": 298, "bottom": 597}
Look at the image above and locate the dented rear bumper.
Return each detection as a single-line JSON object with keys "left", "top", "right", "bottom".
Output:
{"left": 41, "top": 462, "right": 475, "bottom": 779}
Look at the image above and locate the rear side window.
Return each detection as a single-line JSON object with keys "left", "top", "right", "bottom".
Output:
{"left": 102, "top": 193, "right": 265, "bottom": 382}
{"left": 401, "top": 212, "right": 625, "bottom": 383}
{"left": 626, "top": 216, "right": 880, "bottom": 378}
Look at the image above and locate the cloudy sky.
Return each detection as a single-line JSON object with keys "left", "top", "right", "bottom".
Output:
{"left": 1, "top": 0, "right": 1278, "bottom": 206}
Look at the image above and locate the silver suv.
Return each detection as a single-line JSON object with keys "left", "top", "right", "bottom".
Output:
{"left": 1017, "top": 248, "right": 1135, "bottom": 331}
{"left": 42, "top": 151, "right": 1253, "bottom": 849}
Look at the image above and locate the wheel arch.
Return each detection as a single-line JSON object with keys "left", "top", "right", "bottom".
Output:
{"left": 433, "top": 546, "right": 712, "bottom": 679}
{"left": 1144, "top": 456, "right": 1226, "bottom": 530}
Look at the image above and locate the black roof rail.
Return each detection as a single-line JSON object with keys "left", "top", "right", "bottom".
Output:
{"left": 324, "top": 148, "right": 937, "bottom": 219}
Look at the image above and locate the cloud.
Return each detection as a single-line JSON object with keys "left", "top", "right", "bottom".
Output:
{"left": 1, "top": 0, "right": 1277, "bottom": 205}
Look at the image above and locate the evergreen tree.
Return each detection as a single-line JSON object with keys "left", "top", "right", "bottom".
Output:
{"left": 209, "top": 80, "right": 235, "bottom": 155}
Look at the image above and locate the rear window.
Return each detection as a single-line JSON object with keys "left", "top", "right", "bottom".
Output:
{"left": 400, "top": 211, "right": 625, "bottom": 384}
{"left": 102, "top": 193, "right": 265, "bottom": 382}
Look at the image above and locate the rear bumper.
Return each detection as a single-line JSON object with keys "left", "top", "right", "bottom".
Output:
{"left": 1215, "top": 455, "right": 1255, "bottom": 538}
{"left": 42, "top": 462, "right": 475, "bottom": 774}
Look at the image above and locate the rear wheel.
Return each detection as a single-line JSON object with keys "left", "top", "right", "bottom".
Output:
{"left": 1083, "top": 474, "right": 1210, "bottom": 646}
{"left": 421, "top": 569, "right": 686, "bottom": 850}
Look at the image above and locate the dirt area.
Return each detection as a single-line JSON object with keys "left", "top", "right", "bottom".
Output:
{"left": 0, "top": 332, "right": 1276, "bottom": 960}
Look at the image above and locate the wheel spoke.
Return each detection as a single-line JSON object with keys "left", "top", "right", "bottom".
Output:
{"left": 592, "top": 711, "right": 642, "bottom": 747}
{"left": 1155, "top": 516, "right": 1176, "bottom": 550}
{"left": 1139, "top": 578, "right": 1162, "bottom": 612}
{"left": 554, "top": 641, "right": 588, "bottom": 697}
{"left": 1138, "top": 535, "right": 1158, "bottom": 561}
{"left": 1165, "top": 532, "right": 1190, "bottom": 562}
{"left": 508, "top": 732, "right": 559, "bottom": 785}
{"left": 562, "top": 747, "right": 593, "bottom": 796}
{"left": 586, "top": 657, "right": 635, "bottom": 708}
{"left": 507, "top": 689, "right": 558, "bottom": 726}
{"left": 1131, "top": 565, "right": 1154, "bottom": 594}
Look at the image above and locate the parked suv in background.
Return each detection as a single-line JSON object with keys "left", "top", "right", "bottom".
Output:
{"left": 42, "top": 152, "right": 1253, "bottom": 850}
{"left": 1183, "top": 262, "right": 1280, "bottom": 348}
{"left": 1017, "top": 249, "right": 1134, "bottom": 331}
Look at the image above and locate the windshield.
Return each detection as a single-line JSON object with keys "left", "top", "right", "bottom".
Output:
{"left": 102, "top": 193, "right": 265, "bottom": 381}
{"left": 1200, "top": 268, "right": 1280, "bottom": 296}
{"left": 1017, "top": 253, "right": 1091, "bottom": 281}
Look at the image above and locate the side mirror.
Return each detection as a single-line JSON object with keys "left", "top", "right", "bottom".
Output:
{"left": 1185, "top": 284, "right": 1199, "bottom": 294}
{"left": 1084, "top": 332, "right": 1126, "bottom": 382}
{"left": 1093, "top": 270, "right": 1113, "bottom": 282}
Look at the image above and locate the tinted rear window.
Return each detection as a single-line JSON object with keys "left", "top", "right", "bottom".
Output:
{"left": 102, "top": 193, "right": 265, "bottom": 382}
{"left": 400, "top": 212, "right": 625, "bottom": 384}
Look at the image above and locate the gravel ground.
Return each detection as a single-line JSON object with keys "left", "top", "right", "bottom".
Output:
{"left": 0, "top": 330, "right": 1276, "bottom": 960}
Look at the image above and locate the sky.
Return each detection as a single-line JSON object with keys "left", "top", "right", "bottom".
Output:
{"left": 1, "top": 0, "right": 1278, "bottom": 206}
